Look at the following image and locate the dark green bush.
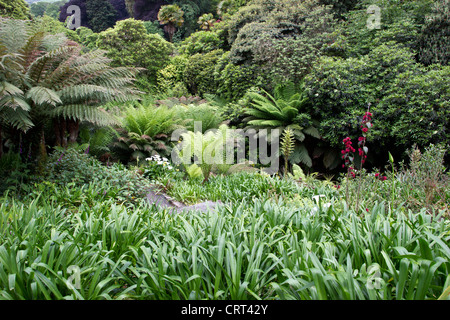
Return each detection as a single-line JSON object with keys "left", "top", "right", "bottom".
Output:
{"left": 182, "top": 49, "right": 223, "bottom": 96}
{"left": 417, "top": 0, "right": 450, "bottom": 66}
{"left": 303, "top": 42, "right": 432, "bottom": 163}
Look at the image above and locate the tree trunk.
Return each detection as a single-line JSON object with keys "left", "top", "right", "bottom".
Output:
{"left": 165, "top": 24, "right": 176, "bottom": 42}
{"left": 54, "top": 117, "right": 68, "bottom": 148}
{"left": 0, "top": 123, "right": 3, "bottom": 159}
{"left": 61, "top": 119, "right": 67, "bottom": 148}
{"left": 37, "top": 125, "right": 48, "bottom": 174}
{"left": 67, "top": 119, "right": 80, "bottom": 145}
{"left": 54, "top": 118, "right": 62, "bottom": 147}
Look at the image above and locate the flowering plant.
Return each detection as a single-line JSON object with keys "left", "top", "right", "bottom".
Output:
{"left": 143, "top": 155, "right": 179, "bottom": 181}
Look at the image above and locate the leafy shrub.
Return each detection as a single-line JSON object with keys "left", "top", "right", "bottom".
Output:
{"left": 214, "top": 51, "right": 259, "bottom": 101}
{"left": 0, "top": 151, "right": 32, "bottom": 195}
{"left": 380, "top": 65, "right": 450, "bottom": 150}
{"left": 142, "top": 154, "right": 181, "bottom": 182}
{"left": 178, "top": 103, "right": 224, "bottom": 133}
{"left": 173, "top": 124, "right": 233, "bottom": 182}
{"left": 97, "top": 18, "right": 174, "bottom": 83}
{"left": 243, "top": 82, "right": 324, "bottom": 169}
{"left": 182, "top": 49, "right": 223, "bottom": 96}
{"left": 416, "top": 0, "right": 449, "bottom": 66}
{"left": 42, "top": 147, "right": 152, "bottom": 204}
{"left": 0, "top": 0, "right": 30, "bottom": 19}
{"left": 222, "top": 0, "right": 338, "bottom": 89}
{"left": 303, "top": 42, "right": 439, "bottom": 165}
{"left": 179, "top": 30, "right": 225, "bottom": 55}
{"left": 156, "top": 55, "right": 189, "bottom": 95}
{"left": 114, "top": 103, "right": 183, "bottom": 161}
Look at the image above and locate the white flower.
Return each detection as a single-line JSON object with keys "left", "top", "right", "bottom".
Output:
{"left": 312, "top": 195, "right": 326, "bottom": 204}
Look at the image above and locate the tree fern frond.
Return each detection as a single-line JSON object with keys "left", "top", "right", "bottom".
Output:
{"left": 0, "top": 104, "right": 33, "bottom": 131}
{"left": 290, "top": 143, "right": 312, "bottom": 167}
{"left": 50, "top": 104, "right": 119, "bottom": 126}
{"left": 26, "top": 86, "right": 62, "bottom": 106}
{"left": 0, "top": 18, "right": 29, "bottom": 54}
{"left": 303, "top": 125, "right": 321, "bottom": 139}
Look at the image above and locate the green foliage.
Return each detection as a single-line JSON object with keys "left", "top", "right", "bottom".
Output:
{"left": 214, "top": 51, "right": 258, "bottom": 101}
{"left": 174, "top": 124, "right": 234, "bottom": 182}
{"left": 115, "top": 103, "right": 183, "bottom": 161}
{"left": 32, "top": 15, "right": 80, "bottom": 43}
{"left": 380, "top": 65, "right": 450, "bottom": 149}
{"left": 143, "top": 20, "right": 165, "bottom": 37}
{"left": 97, "top": 18, "right": 174, "bottom": 84}
{"left": 75, "top": 26, "right": 99, "bottom": 50}
{"left": 1, "top": 165, "right": 450, "bottom": 300}
{"left": 178, "top": 103, "right": 224, "bottom": 133}
{"left": 244, "top": 82, "right": 321, "bottom": 168}
{"left": 172, "top": 1, "right": 201, "bottom": 41}
{"left": 179, "top": 30, "right": 224, "bottom": 55}
{"left": 42, "top": 146, "right": 152, "bottom": 202}
{"left": 217, "top": 0, "right": 251, "bottom": 18}
{"left": 197, "top": 13, "right": 216, "bottom": 31}
{"left": 86, "top": 0, "right": 118, "bottom": 33}
{"left": 142, "top": 154, "right": 181, "bottom": 182}
{"left": 157, "top": 4, "right": 184, "bottom": 42}
{"left": 30, "top": 1, "right": 67, "bottom": 19}
{"left": 0, "top": 18, "right": 140, "bottom": 144}
{"left": 218, "top": 0, "right": 339, "bottom": 90}
{"left": 304, "top": 42, "right": 421, "bottom": 149}
{"left": 0, "top": 0, "right": 30, "bottom": 19}
{"left": 156, "top": 55, "right": 189, "bottom": 95}
{"left": 182, "top": 49, "right": 223, "bottom": 96}
{"left": 0, "top": 151, "right": 32, "bottom": 195}
{"left": 78, "top": 124, "right": 116, "bottom": 158}
{"left": 340, "top": 143, "right": 449, "bottom": 215}
{"left": 281, "top": 127, "right": 295, "bottom": 176}
{"left": 334, "top": 0, "right": 435, "bottom": 58}
{"left": 417, "top": 0, "right": 450, "bottom": 66}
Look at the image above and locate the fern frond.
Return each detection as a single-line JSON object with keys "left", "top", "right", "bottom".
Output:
{"left": 290, "top": 143, "right": 312, "bottom": 168}
{"left": 49, "top": 104, "right": 119, "bottom": 126}
{"left": 26, "top": 86, "right": 62, "bottom": 106}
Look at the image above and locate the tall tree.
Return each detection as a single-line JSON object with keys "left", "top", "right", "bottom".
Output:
{"left": 86, "top": 0, "right": 118, "bottom": 32}
{"left": 157, "top": 4, "right": 184, "bottom": 42}
{"left": 0, "top": 18, "right": 141, "bottom": 160}
{"left": 96, "top": 18, "right": 174, "bottom": 83}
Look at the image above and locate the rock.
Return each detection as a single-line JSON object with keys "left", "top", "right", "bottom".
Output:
{"left": 146, "top": 187, "right": 222, "bottom": 213}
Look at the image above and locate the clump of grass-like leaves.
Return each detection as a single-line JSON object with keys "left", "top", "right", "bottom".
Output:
{"left": 1, "top": 179, "right": 449, "bottom": 300}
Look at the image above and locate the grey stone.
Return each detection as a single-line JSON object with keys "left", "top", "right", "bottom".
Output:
{"left": 146, "top": 188, "right": 222, "bottom": 213}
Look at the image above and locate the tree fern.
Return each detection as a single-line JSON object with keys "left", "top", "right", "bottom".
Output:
{"left": 175, "top": 124, "right": 235, "bottom": 182}
{"left": 244, "top": 82, "right": 318, "bottom": 169}
{"left": 0, "top": 18, "right": 142, "bottom": 157}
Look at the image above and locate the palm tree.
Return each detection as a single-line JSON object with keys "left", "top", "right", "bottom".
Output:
{"left": 0, "top": 18, "right": 141, "bottom": 160}
{"left": 243, "top": 82, "right": 321, "bottom": 168}
{"left": 197, "top": 13, "right": 215, "bottom": 31}
{"left": 157, "top": 4, "right": 184, "bottom": 42}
